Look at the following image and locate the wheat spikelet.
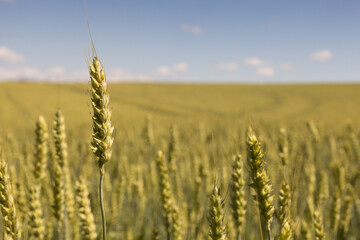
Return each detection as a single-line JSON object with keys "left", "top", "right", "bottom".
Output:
{"left": 167, "top": 124, "right": 179, "bottom": 174}
{"left": 75, "top": 178, "right": 97, "bottom": 240}
{"left": 330, "top": 187, "right": 340, "bottom": 234}
{"left": 279, "top": 180, "right": 293, "bottom": 240}
{"left": 230, "top": 154, "right": 246, "bottom": 239}
{"left": 279, "top": 181, "right": 291, "bottom": 224}
{"left": 0, "top": 160, "right": 21, "bottom": 240}
{"left": 142, "top": 115, "right": 154, "bottom": 146}
{"left": 317, "top": 171, "right": 329, "bottom": 208}
{"left": 313, "top": 210, "right": 325, "bottom": 240}
{"left": 246, "top": 127, "right": 274, "bottom": 239}
{"left": 208, "top": 183, "right": 227, "bottom": 240}
{"left": 337, "top": 186, "right": 353, "bottom": 239}
{"left": 33, "top": 116, "right": 48, "bottom": 182}
{"left": 28, "top": 185, "right": 44, "bottom": 240}
{"left": 279, "top": 128, "right": 289, "bottom": 168}
{"left": 279, "top": 220, "right": 293, "bottom": 240}
{"left": 52, "top": 163, "right": 64, "bottom": 234}
{"left": 306, "top": 120, "right": 320, "bottom": 143}
{"left": 156, "top": 150, "right": 174, "bottom": 240}
{"left": 172, "top": 205, "right": 182, "bottom": 240}
{"left": 53, "top": 109, "right": 67, "bottom": 168}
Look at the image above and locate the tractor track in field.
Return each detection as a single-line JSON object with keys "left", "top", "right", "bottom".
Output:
{"left": 56, "top": 84, "right": 322, "bottom": 121}
{"left": 58, "top": 84, "right": 187, "bottom": 118}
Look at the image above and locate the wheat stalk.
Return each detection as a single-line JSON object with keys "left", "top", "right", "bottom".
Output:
{"left": 88, "top": 54, "right": 114, "bottom": 240}
{"left": 53, "top": 109, "right": 77, "bottom": 238}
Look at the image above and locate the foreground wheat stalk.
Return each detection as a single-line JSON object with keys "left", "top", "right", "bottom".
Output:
{"left": 246, "top": 127, "right": 274, "bottom": 240}
{"left": 89, "top": 55, "right": 114, "bottom": 240}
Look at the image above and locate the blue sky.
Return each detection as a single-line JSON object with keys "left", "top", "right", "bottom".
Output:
{"left": 0, "top": 0, "right": 360, "bottom": 83}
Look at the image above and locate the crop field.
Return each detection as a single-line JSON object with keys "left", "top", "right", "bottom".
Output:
{"left": 0, "top": 81, "right": 360, "bottom": 239}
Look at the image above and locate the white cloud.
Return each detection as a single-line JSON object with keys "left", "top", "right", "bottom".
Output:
{"left": 0, "top": 66, "right": 149, "bottom": 82}
{"left": 47, "top": 66, "right": 65, "bottom": 76}
{"left": 244, "top": 57, "right": 263, "bottom": 67}
{"left": 69, "top": 70, "right": 88, "bottom": 81}
{"left": 279, "top": 63, "right": 294, "bottom": 70}
{"left": 173, "top": 63, "right": 188, "bottom": 72}
{"left": 310, "top": 49, "right": 333, "bottom": 61}
{"left": 181, "top": 25, "right": 203, "bottom": 35}
{"left": 0, "top": 68, "right": 38, "bottom": 80}
{"left": 256, "top": 67, "right": 274, "bottom": 77}
{"left": 107, "top": 68, "right": 149, "bottom": 82}
{"left": 217, "top": 62, "right": 238, "bottom": 71}
{"left": 156, "top": 66, "right": 172, "bottom": 75}
{"left": 156, "top": 63, "right": 188, "bottom": 76}
{"left": 0, "top": 46, "right": 24, "bottom": 64}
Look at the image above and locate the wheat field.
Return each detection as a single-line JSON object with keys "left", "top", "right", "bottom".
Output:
{"left": 0, "top": 81, "right": 359, "bottom": 239}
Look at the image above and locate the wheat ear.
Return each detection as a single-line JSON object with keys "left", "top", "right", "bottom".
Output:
{"left": 33, "top": 115, "right": 48, "bottom": 182}
{"left": 28, "top": 185, "right": 44, "bottom": 240}
{"left": 208, "top": 183, "right": 227, "bottom": 240}
{"left": 75, "top": 178, "right": 97, "bottom": 240}
{"left": 156, "top": 150, "right": 175, "bottom": 240}
{"left": 278, "top": 128, "right": 289, "bottom": 169}
{"left": 279, "top": 181, "right": 293, "bottom": 240}
{"left": 230, "top": 154, "right": 246, "bottom": 240}
{"left": 52, "top": 163, "right": 64, "bottom": 237}
{"left": 279, "top": 220, "right": 293, "bottom": 240}
{"left": 53, "top": 109, "right": 77, "bottom": 238}
{"left": 246, "top": 127, "right": 274, "bottom": 240}
{"left": 313, "top": 210, "right": 325, "bottom": 240}
{"left": 0, "top": 160, "right": 21, "bottom": 240}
